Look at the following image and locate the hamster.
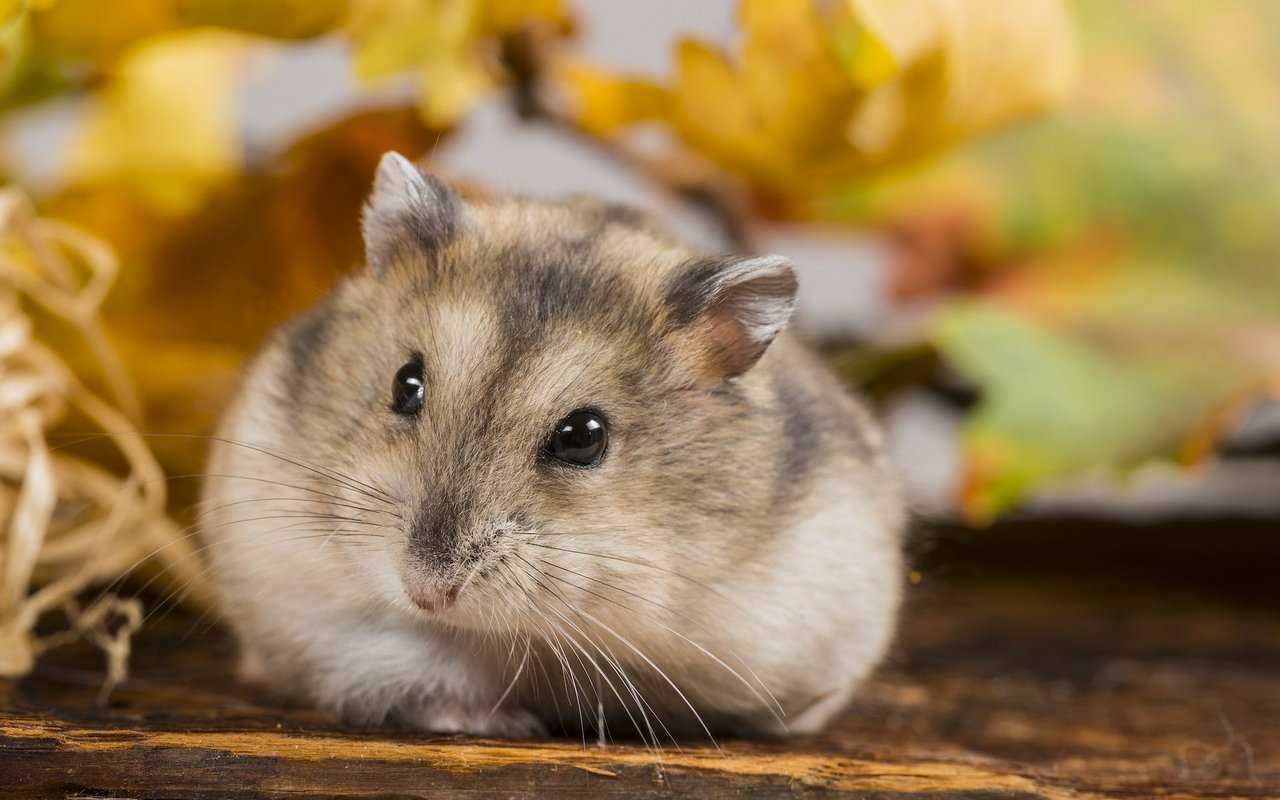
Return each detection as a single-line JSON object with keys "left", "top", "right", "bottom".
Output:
{"left": 201, "top": 152, "right": 905, "bottom": 741}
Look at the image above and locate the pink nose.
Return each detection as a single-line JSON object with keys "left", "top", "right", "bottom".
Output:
{"left": 405, "top": 580, "right": 460, "bottom": 612}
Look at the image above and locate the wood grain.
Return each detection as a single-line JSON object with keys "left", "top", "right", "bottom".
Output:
{"left": 2, "top": 528, "right": 1277, "bottom": 799}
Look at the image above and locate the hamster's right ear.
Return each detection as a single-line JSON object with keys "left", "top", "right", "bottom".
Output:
{"left": 362, "top": 151, "right": 463, "bottom": 274}
{"left": 665, "top": 253, "right": 799, "bottom": 382}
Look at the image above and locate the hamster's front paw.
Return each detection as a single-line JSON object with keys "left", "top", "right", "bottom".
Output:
{"left": 406, "top": 702, "right": 548, "bottom": 739}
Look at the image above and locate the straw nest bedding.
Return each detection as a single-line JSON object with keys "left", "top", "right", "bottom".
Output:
{"left": 0, "top": 189, "right": 211, "bottom": 697}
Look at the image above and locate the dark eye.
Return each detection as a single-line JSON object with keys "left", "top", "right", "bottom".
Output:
{"left": 544, "top": 409, "right": 608, "bottom": 467}
{"left": 390, "top": 359, "right": 425, "bottom": 416}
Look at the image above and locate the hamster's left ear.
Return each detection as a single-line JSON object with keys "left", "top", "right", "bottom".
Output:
{"left": 362, "top": 151, "right": 462, "bottom": 274}
{"left": 666, "top": 254, "right": 798, "bottom": 381}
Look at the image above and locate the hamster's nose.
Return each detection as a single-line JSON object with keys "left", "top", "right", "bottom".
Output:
{"left": 404, "top": 578, "right": 460, "bottom": 612}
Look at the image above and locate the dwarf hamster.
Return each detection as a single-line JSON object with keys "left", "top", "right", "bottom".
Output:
{"left": 201, "top": 152, "right": 905, "bottom": 740}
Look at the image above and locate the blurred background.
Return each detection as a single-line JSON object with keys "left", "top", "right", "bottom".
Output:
{"left": 1, "top": 0, "right": 1278, "bottom": 672}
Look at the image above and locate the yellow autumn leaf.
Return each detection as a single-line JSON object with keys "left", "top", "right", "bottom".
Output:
{"left": 0, "top": 0, "right": 27, "bottom": 93}
{"left": 29, "top": 0, "right": 179, "bottom": 65}
{"left": 483, "top": 0, "right": 563, "bottom": 35}
{"left": 347, "top": 0, "right": 567, "bottom": 128}
{"left": 847, "top": 0, "right": 1075, "bottom": 158}
{"left": 738, "top": 0, "right": 862, "bottom": 150}
{"left": 671, "top": 38, "right": 765, "bottom": 169}
{"left": 64, "top": 28, "right": 250, "bottom": 214}
{"left": 554, "top": 0, "right": 1074, "bottom": 198}
{"left": 181, "top": 0, "right": 349, "bottom": 39}
{"left": 27, "top": 0, "right": 346, "bottom": 68}
{"left": 552, "top": 58, "right": 667, "bottom": 137}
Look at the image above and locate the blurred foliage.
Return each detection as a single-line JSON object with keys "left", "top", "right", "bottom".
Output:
{"left": 554, "top": 0, "right": 1073, "bottom": 204}
{"left": 67, "top": 30, "right": 250, "bottom": 214}
{"left": 845, "top": 0, "right": 1280, "bottom": 521}
{"left": 348, "top": 0, "right": 567, "bottom": 126}
{"left": 2, "top": 0, "right": 1268, "bottom": 525}
{"left": 0, "top": 0, "right": 567, "bottom": 120}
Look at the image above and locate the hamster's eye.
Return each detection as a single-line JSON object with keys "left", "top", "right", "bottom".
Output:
{"left": 544, "top": 409, "right": 608, "bottom": 467}
{"left": 391, "top": 359, "right": 425, "bottom": 416}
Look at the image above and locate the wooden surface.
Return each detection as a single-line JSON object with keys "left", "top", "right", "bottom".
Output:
{"left": 2, "top": 521, "right": 1278, "bottom": 799}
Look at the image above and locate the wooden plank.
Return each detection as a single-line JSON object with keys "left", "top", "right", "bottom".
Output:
{"left": 1, "top": 564, "right": 1276, "bottom": 798}
{"left": 1, "top": 714, "right": 1078, "bottom": 799}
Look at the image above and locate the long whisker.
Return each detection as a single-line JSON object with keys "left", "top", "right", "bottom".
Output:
{"left": 142, "top": 516, "right": 389, "bottom": 621}
{"left": 86, "top": 499, "right": 388, "bottom": 640}
{"left": 524, "top": 537, "right": 783, "bottom": 716}
{"left": 513, "top": 554, "right": 670, "bottom": 751}
{"left": 54, "top": 431, "right": 399, "bottom": 506}
{"left": 163, "top": 520, "right": 391, "bottom": 637}
{"left": 487, "top": 635, "right": 531, "bottom": 719}
{"left": 506, "top": 561, "right": 615, "bottom": 746}
{"left": 534, "top": 613, "right": 592, "bottom": 737}
{"left": 524, "top": 541, "right": 748, "bottom": 616}
{"left": 538, "top": 558, "right": 785, "bottom": 724}
{"left": 192, "top": 491, "right": 401, "bottom": 521}
{"left": 190, "top": 473, "right": 398, "bottom": 514}
{"left": 498, "top": 562, "right": 570, "bottom": 736}
{"left": 520, "top": 555, "right": 720, "bottom": 751}
{"left": 551, "top": 607, "right": 668, "bottom": 750}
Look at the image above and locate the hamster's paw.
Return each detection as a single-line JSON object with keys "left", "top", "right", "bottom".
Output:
{"left": 407, "top": 702, "right": 548, "bottom": 739}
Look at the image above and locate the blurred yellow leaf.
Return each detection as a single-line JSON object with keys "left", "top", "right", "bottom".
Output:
{"left": 10, "top": 1, "right": 566, "bottom": 127}
{"left": 64, "top": 28, "right": 249, "bottom": 214}
{"left": 484, "top": 0, "right": 563, "bottom": 35}
{"left": 179, "top": 0, "right": 349, "bottom": 39}
{"left": 555, "top": 0, "right": 1073, "bottom": 199}
{"left": 27, "top": 0, "right": 345, "bottom": 68}
{"left": 0, "top": 0, "right": 28, "bottom": 93}
{"left": 858, "top": 0, "right": 1074, "bottom": 152}
{"left": 30, "top": 0, "right": 178, "bottom": 65}
{"left": 347, "top": 0, "right": 567, "bottom": 127}
{"left": 554, "top": 58, "right": 667, "bottom": 137}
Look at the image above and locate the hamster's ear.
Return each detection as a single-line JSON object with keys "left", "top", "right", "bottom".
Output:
{"left": 362, "top": 151, "right": 462, "bottom": 274}
{"left": 666, "top": 254, "right": 798, "bottom": 380}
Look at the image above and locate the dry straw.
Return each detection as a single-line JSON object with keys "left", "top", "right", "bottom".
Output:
{"left": 0, "top": 189, "right": 211, "bottom": 698}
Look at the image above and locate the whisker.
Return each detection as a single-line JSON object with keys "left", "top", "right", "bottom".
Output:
{"left": 487, "top": 635, "right": 531, "bottom": 720}
{"left": 164, "top": 521, "right": 390, "bottom": 637}
{"left": 506, "top": 561, "right": 604, "bottom": 745}
{"left": 54, "top": 431, "right": 399, "bottom": 506}
{"left": 525, "top": 541, "right": 744, "bottom": 615}
{"left": 538, "top": 558, "right": 785, "bottom": 723}
{"left": 513, "top": 554, "right": 669, "bottom": 751}
{"left": 542, "top": 596, "right": 668, "bottom": 752}
{"left": 519, "top": 555, "right": 719, "bottom": 750}
{"left": 142, "top": 516, "right": 388, "bottom": 622}
{"left": 192, "top": 491, "right": 401, "bottom": 521}
{"left": 499, "top": 563, "right": 570, "bottom": 735}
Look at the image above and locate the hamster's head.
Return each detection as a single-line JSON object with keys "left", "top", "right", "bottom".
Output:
{"left": 258, "top": 152, "right": 800, "bottom": 628}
